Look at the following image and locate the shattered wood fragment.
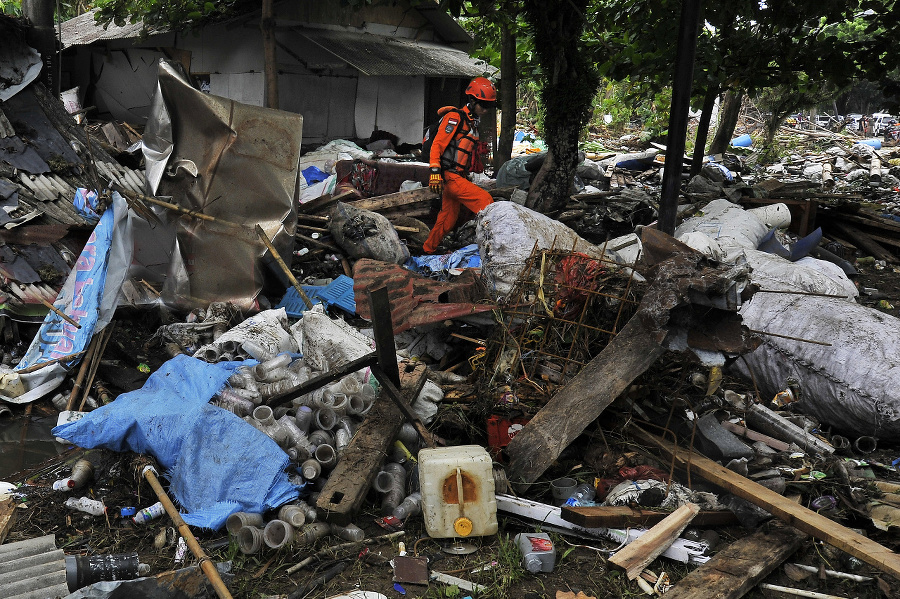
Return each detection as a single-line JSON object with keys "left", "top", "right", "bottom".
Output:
{"left": 608, "top": 502, "right": 701, "bottom": 580}
{"left": 561, "top": 505, "right": 738, "bottom": 528}
{"left": 719, "top": 421, "right": 791, "bottom": 452}
{"left": 631, "top": 427, "right": 900, "bottom": 579}
{"left": 662, "top": 521, "right": 807, "bottom": 599}
{"left": 315, "top": 360, "right": 427, "bottom": 525}
{"left": 0, "top": 498, "right": 16, "bottom": 544}
{"left": 297, "top": 190, "right": 358, "bottom": 215}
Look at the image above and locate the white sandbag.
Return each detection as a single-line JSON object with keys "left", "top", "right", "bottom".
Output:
{"left": 474, "top": 201, "right": 614, "bottom": 297}
{"left": 300, "top": 305, "right": 374, "bottom": 373}
{"left": 733, "top": 294, "right": 900, "bottom": 438}
{"left": 674, "top": 199, "right": 772, "bottom": 263}
{"left": 677, "top": 231, "right": 726, "bottom": 261}
{"left": 746, "top": 204, "right": 792, "bottom": 229}
{"left": 743, "top": 250, "right": 858, "bottom": 299}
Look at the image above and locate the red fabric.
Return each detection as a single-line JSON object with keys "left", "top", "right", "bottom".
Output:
{"left": 423, "top": 172, "right": 492, "bottom": 253}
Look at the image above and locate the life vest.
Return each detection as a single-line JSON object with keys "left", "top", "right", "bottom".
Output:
{"left": 434, "top": 106, "right": 479, "bottom": 175}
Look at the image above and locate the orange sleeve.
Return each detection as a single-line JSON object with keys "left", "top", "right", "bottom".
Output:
{"left": 429, "top": 111, "right": 463, "bottom": 169}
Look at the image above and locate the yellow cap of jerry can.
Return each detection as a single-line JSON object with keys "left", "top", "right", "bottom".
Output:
{"left": 454, "top": 517, "right": 473, "bottom": 536}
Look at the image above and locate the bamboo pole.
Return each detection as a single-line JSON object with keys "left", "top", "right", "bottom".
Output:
{"left": 65, "top": 334, "right": 102, "bottom": 410}
{"left": 17, "top": 350, "right": 87, "bottom": 374}
{"left": 255, "top": 225, "right": 313, "bottom": 309}
{"left": 39, "top": 298, "right": 81, "bottom": 329}
{"left": 140, "top": 464, "right": 232, "bottom": 599}
{"left": 79, "top": 325, "right": 114, "bottom": 411}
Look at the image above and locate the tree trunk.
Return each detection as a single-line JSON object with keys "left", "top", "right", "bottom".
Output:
{"left": 261, "top": 0, "right": 279, "bottom": 109}
{"left": 690, "top": 88, "right": 719, "bottom": 177}
{"left": 523, "top": 0, "right": 598, "bottom": 214}
{"left": 497, "top": 18, "right": 517, "bottom": 172}
{"left": 22, "top": 0, "right": 58, "bottom": 95}
{"left": 709, "top": 90, "right": 743, "bottom": 155}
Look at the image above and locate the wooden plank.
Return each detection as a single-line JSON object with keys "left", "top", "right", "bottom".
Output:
{"left": 297, "top": 190, "right": 358, "bottom": 214}
{"left": 663, "top": 521, "right": 807, "bottom": 599}
{"left": 561, "top": 505, "right": 738, "bottom": 529}
{"left": 608, "top": 502, "right": 701, "bottom": 580}
{"left": 836, "top": 211, "right": 900, "bottom": 235}
{"left": 720, "top": 421, "right": 791, "bottom": 452}
{"left": 0, "top": 498, "right": 16, "bottom": 544}
{"left": 631, "top": 427, "right": 900, "bottom": 580}
{"left": 831, "top": 221, "right": 897, "bottom": 263}
{"left": 505, "top": 312, "right": 665, "bottom": 488}
{"left": 315, "top": 360, "right": 427, "bottom": 525}
{"left": 348, "top": 187, "right": 438, "bottom": 212}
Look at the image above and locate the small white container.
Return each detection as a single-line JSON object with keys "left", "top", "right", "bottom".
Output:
{"left": 418, "top": 445, "right": 497, "bottom": 539}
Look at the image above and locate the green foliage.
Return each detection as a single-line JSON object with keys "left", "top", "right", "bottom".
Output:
{"left": 93, "top": 0, "right": 242, "bottom": 31}
{"left": 0, "top": 0, "right": 21, "bottom": 16}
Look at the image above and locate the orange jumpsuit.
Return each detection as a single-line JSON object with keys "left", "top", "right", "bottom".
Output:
{"left": 423, "top": 105, "right": 493, "bottom": 254}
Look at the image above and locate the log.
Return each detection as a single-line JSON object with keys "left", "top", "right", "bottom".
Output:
{"left": 662, "top": 521, "right": 807, "bottom": 599}
{"left": 505, "top": 312, "right": 665, "bottom": 488}
{"left": 631, "top": 427, "right": 900, "bottom": 580}
{"left": 608, "top": 503, "right": 701, "bottom": 580}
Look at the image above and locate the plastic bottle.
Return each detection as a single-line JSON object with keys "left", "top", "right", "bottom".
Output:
{"left": 68, "top": 459, "right": 95, "bottom": 490}
{"left": 254, "top": 354, "right": 293, "bottom": 381}
{"left": 564, "top": 483, "right": 597, "bottom": 507}
{"left": 330, "top": 523, "right": 365, "bottom": 542}
{"left": 299, "top": 521, "right": 331, "bottom": 545}
{"left": 133, "top": 501, "right": 165, "bottom": 524}
{"left": 263, "top": 519, "right": 295, "bottom": 549}
{"left": 226, "top": 511, "right": 265, "bottom": 535}
{"left": 295, "top": 405, "right": 314, "bottom": 434}
{"left": 308, "top": 429, "right": 335, "bottom": 448}
{"left": 278, "top": 504, "right": 307, "bottom": 528}
{"left": 252, "top": 405, "right": 290, "bottom": 448}
{"left": 65, "top": 496, "right": 106, "bottom": 516}
{"left": 214, "top": 389, "right": 255, "bottom": 416}
{"left": 515, "top": 532, "right": 556, "bottom": 573}
{"left": 374, "top": 462, "right": 407, "bottom": 516}
{"left": 237, "top": 525, "right": 264, "bottom": 554}
{"left": 392, "top": 492, "right": 422, "bottom": 521}
{"left": 301, "top": 459, "right": 322, "bottom": 481}
{"left": 314, "top": 444, "right": 338, "bottom": 470}
{"left": 314, "top": 407, "right": 338, "bottom": 431}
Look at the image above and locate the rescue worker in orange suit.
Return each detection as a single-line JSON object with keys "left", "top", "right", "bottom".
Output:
{"left": 424, "top": 77, "right": 496, "bottom": 254}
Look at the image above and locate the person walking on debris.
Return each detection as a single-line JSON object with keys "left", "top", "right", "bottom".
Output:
{"left": 423, "top": 77, "right": 497, "bottom": 254}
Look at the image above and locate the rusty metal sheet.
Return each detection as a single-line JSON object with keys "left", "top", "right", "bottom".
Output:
{"left": 149, "top": 60, "right": 303, "bottom": 311}
{"left": 353, "top": 258, "right": 495, "bottom": 334}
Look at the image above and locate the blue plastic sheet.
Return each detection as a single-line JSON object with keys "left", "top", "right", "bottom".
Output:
{"left": 52, "top": 355, "right": 298, "bottom": 530}
{"left": 405, "top": 244, "right": 480, "bottom": 279}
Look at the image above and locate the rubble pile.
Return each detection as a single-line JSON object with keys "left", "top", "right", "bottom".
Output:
{"left": 3, "top": 43, "right": 900, "bottom": 599}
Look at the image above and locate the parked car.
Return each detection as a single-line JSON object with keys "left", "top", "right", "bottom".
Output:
{"left": 846, "top": 113, "right": 863, "bottom": 131}
{"left": 872, "top": 112, "right": 895, "bottom": 136}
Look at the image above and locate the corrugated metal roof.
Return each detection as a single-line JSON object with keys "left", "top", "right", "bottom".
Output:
{"left": 297, "top": 28, "right": 491, "bottom": 77}
{"left": 59, "top": 8, "right": 166, "bottom": 49}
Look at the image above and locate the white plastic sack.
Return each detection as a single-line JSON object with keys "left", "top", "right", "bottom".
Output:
{"left": 674, "top": 199, "right": 772, "bottom": 263}
{"left": 743, "top": 250, "right": 858, "bottom": 299}
{"left": 193, "top": 308, "right": 296, "bottom": 362}
{"left": 300, "top": 305, "right": 375, "bottom": 373}
{"left": 734, "top": 294, "right": 900, "bottom": 438}
{"left": 474, "top": 201, "right": 616, "bottom": 298}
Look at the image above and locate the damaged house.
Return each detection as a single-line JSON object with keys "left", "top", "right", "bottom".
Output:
{"left": 58, "top": 0, "right": 491, "bottom": 146}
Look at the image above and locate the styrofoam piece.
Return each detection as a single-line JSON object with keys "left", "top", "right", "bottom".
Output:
{"left": 495, "top": 494, "right": 709, "bottom": 565}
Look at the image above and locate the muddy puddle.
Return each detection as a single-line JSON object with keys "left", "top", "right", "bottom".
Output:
{"left": 0, "top": 413, "right": 66, "bottom": 480}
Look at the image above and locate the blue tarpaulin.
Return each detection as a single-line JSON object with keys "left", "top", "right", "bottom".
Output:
{"left": 52, "top": 355, "right": 298, "bottom": 530}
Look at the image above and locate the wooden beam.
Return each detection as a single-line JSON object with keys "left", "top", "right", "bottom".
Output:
{"left": 609, "top": 503, "right": 701, "bottom": 580}
{"left": 834, "top": 211, "right": 900, "bottom": 235}
{"left": 315, "top": 360, "right": 427, "bottom": 525}
{"left": 830, "top": 221, "right": 897, "bottom": 263}
{"left": 662, "top": 521, "right": 807, "bottom": 599}
{"left": 348, "top": 187, "right": 438, "bottom": 212}
{"left": 506, "top": 312, "right": 665, "bottom": 488}
{"left": 631, "top": 427, "right": 900, "bottom": 580}
{"left": 561, "top": 505, "right": 738, "bottom": 529}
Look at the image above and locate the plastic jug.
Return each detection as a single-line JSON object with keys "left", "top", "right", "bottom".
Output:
{"left": 418, "top": 445, "right": 498, "bottom": 539}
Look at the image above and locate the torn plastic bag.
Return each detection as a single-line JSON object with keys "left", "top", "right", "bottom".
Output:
{"left": 329, "top": 201, "right": 410, "bottom": 265}
{"left": 404, "top": 244, "right": 480, "bottom": 278}
{"left": 0, "top": 192, "right": 134, "bottom": 404}
{"left": 734, "top": 293, "right": 900, "bottom": 438}
{"left": 52, "top": 355, "right": 298, "bottom": 530}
